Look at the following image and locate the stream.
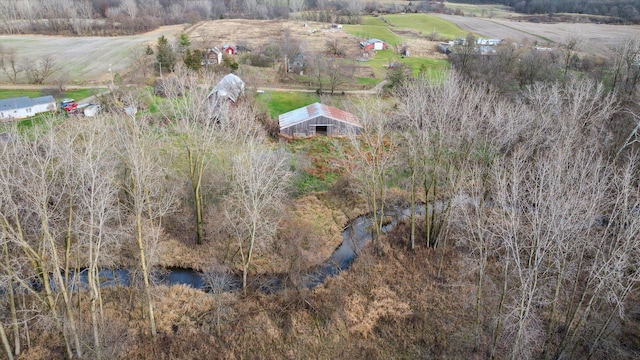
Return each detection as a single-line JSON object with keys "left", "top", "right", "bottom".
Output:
{"left": 68, "top": 203, "right": 434, "bottom": 293}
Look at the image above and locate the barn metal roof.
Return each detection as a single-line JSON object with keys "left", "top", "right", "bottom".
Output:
{"left": 279, "top": 102, "right": 361, "bottom": 130}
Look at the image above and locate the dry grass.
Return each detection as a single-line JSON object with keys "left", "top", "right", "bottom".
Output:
{"left": 188, "top": 19, "right": 360, "bottom": 56}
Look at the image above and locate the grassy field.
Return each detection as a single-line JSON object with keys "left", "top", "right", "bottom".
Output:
{"left": 0, "top": 88, "right": 103, "bottom": 101}
{"left": 343, "top": 23, "right": 403, "bottom": 45}
{"left": 366, "top": 49, "right": 449, "bottom": 78}
{"left": 256, "top": 91, "right": 320, "bottom": 118}
{"left": 383, "top": 14, "right": 468, "bottom": 39}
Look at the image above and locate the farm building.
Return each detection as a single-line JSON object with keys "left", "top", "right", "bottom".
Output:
{"left": 279, "top": 102, "right": 362, "bottom": 139}
{"left": 222, "top": 44, "right": 237, "bottom": 55}
{"left": 360, "top": 38, "right": 387, "bottom": 51}
{"left": 202, "top": 48, "right": 223, "bottom": 65}
{"left": 0, "top": 95, "right": 56, "bottom": 121}
{"left": 207, "top": 73, "right": 245, "bottom": 103}
{"left": 476, "top": 38, "right": 503, "bottom": 46}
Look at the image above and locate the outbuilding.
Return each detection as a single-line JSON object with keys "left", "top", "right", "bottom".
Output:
{"left": 0, "top": 95, "right": 56, "bottom": 121}
{"left": 360, "top": 38, "right": 387, "bottom": 51}
{"left": 279, "top": 102, "right": 362, "bottom": 139}
{"left": 207, "top": 73, "right": 245, "bottom": 103}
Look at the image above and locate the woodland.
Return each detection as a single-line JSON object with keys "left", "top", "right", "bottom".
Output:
{"left": 1, "top": 1, "right": 640, "bottom": 359}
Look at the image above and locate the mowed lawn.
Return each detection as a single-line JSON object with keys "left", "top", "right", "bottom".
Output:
{"left": 343, "top": 17, "right": 403, "bottom": 45}
{"left": 256, "top": 91, "right": 320, "bottom": 118}
{"left": 366, "top": 49, "right": 449, "bottom": 78}
{"left": 0, "top": 88, "right": 97, "bottom": 101}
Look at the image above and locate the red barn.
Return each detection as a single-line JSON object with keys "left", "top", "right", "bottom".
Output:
{"left": 222, "top": 44, "right": 237, "bottom": 55}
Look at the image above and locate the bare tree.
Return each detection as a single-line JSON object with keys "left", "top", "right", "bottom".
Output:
{"left": 347, "top": 96, "right": 395, "bottom": 256}
{"left": 0, "top": 45, "right": 21, "bottom": 83}
{"left": 23, "top": 55, "right": 57, "bottom": 85}
{"left": 224, "top": 138, "right": 292, "bottom": 294}
{"left": 61, "top": 119, "right": 120, "bottom": 360}
{"left": 560, "top": 36, "right": 581, "bottom": 79}
{"left": 609, "top": 37, "right": 640, "bottom": 96}
{"left": 114, "top": 116, "right": 177, "bottom": 338}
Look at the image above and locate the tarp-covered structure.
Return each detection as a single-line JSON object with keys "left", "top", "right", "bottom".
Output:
{"left": 207, "top": 74, "right": 245, "bottom": 103}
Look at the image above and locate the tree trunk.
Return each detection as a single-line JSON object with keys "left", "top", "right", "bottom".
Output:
{"left": 136, "top": 211, "right": 156, "bottom": 338}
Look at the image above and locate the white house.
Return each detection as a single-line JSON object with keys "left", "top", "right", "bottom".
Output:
{"left": 0, "top": 95, "right": 56, "bottom": 121}
{"left": 476, "top": 38, "right": 503, "bottom": 46}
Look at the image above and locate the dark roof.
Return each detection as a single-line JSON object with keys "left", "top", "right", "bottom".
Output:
{"left": 0, "top": 97, "right": 32, "bottom": 112}
{"left": 279, "top": 102, "right": 361, "bottom": 130}
{"left": 0, "top": 96, "right": 56, "bottom": 112}
{"left": 31, "top": 96, "right": 56, "bottom": 106}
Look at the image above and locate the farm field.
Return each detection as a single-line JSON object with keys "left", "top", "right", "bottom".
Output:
{"left": 433, "top": 13, "right": 640, "bottom": 55}
{"left": 0, "top": 24, "right": 185, "bottom": 84}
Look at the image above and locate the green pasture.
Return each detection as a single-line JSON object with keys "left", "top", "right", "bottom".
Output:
{"left": 383, "top": 14, "right": 468, "bottom": 40}
{"left": 365, "top": 49, "right": 449, "bottom": 78}
{"left": 343, "top": 23, "right": 402, "bottom": 46}
{"left": 256, "top": 91, "right": 320, "bottom": 118}
{"left": 0, "top": 88, "right": 102, "bottom": 102}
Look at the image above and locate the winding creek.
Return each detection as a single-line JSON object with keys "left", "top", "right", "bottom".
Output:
{"left": 68, "top": 204, "right": 433, "bottom": 293}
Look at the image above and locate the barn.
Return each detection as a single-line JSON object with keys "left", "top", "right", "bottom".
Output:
{"left": 360, "top": 38, "right": 387, "bottom": 51}
{"left": 279, "top": 102, "right": 362, "bottom": 139}
{"left": 0, "top": 95, "right": 56, "bottom": 121}
{"left": 207, "top": 73, "right": 245, "bottom": 103}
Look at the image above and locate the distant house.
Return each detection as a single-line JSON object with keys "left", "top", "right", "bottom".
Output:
{"left": 207, "top": 73, "right": 245, "bottom": 103}
{"left": 202, "top": 48, "right": 223, "bottom": 66}
{"left": 476, "top": 46, "right": 497, "bottom": 56}
{"left": 476, "top": 38, "right": 503, "bottom": 46}
{"left": 360, "top": 38, "right": 387, "bottom": 51}
{"left": 0, "top": 95, "right": 56, "bottom": 121}
{"left": 222, "top": 44, "right": 237, "bottom": 55}
{"left": 279, "top": 102, "right": 362, "bottom": 139}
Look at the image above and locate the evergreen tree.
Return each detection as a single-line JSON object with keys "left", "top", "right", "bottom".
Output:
{"left": 156, "top": 35, "right": 176, "bottom": 73}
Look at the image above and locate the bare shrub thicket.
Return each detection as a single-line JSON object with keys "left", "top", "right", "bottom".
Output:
{"left": 448, "top": 78, "right": 640, "bottom": 359}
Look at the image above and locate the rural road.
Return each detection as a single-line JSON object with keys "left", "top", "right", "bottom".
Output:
{"left": 257, "top": 80, "right": 388, "bottom": 95}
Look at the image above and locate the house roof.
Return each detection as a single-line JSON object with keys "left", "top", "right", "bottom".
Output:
{"left": 0, "top": 96, "right": 32, "bottom": 112}
{"left": 31, "top": 96, "right": 56, "bottom": 106}
{"left": 279, "top": 102, "right": 361, "bottom": 130}
{"left": 360, "top": 38, "right": 385, "bottom": 47}
{"left": 207, "top": 73, "right": 245, "bottom": 102}
{"left": 0, "top": 96, "right": 56, "bottom": 113}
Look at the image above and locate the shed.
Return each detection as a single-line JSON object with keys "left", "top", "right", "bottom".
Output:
{"left": 360, "top": 38, "right": 387, "bottom": 51}
{"left": 207, "top": 73, "right": 245, "bottom": 103}
{"left": 222, "top": 44, "right": 237, "bottom": 55}
{"left": 279, "top": 102, "right": 362, "bottom": 139}
{"left": 0, "top": 95, "right": 56, "bottom": 121}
